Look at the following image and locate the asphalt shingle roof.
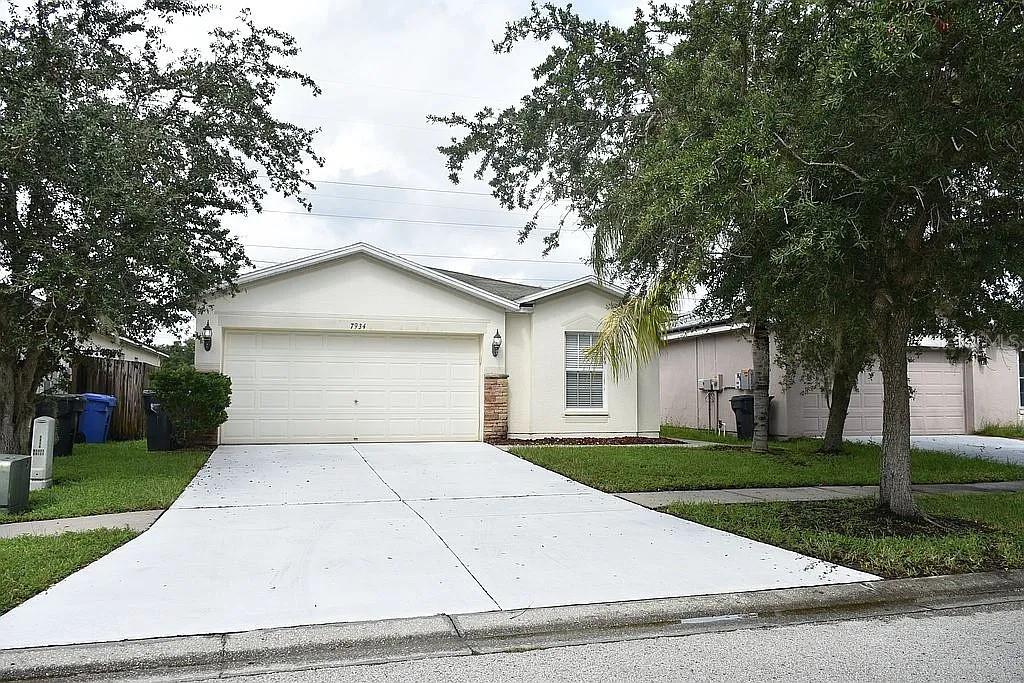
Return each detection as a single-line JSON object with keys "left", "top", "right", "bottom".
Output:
{"left": 429, "top": 267, "right": 545, "bottom": 301}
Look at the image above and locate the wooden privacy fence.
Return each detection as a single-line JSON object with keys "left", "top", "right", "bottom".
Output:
{"left": 73, "top": 358, "right": 154, "bottom": 440}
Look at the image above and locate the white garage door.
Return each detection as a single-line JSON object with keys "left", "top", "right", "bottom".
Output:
{"left": 797, "top": 350, "right": 965, "bottom": 436}
{"left": 220, "top": 330, "right": 481, "bottom": 444}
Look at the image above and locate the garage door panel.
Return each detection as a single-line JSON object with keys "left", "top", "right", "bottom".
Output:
{"left": 389, "top": 391, "right": 419, "bottom": 409}
{"left": 257, "top": 391, "right": 290, "bottom": 410}
{"left": 223, "top": 360, "right": 256, "bottom": 381}
{"left": 451, "top": 364, "right": 478, "bottom": 381}
{"left": 421, "top": 391, "right": 449, "bottom": 409}
{"left": 258, "top": 334, "right": 292, "bottom": 352}
{"left": 451, "top": 390, "right": 478, "bottom": 409}
{"left": 257, "top": 363, "right": 289, "bottom": 381}
{"left": 390, "top": 363, "right": 420, "bottom": 381}
{"left": 221, "top": 331, "right": 481, "bottom": 444}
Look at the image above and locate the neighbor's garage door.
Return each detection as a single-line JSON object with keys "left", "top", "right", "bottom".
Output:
{"left": 798, "top": 349, "right": 965, "bottom": 436}
{"left": 220, "top": 330, "right": 480, "bottom": 444}
{"left": 907, "top": 350, "right": 966, "bottom": 435}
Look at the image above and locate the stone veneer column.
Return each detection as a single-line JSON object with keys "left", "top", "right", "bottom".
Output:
{"left": 483, "top": 374, "right": 509, "bottom": 440}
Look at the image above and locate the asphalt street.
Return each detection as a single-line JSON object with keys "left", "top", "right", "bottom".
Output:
{"left": 212, "top": 601, "right": 1024, "bottom": 682}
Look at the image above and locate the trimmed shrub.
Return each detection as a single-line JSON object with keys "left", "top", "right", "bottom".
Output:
{"left": 150, "top": 366, "right": 231, "bottom": 447}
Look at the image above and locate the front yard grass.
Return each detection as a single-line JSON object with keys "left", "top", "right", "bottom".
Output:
{"left": 666, "top": 493, "right": 1024, "bottom": 578}
{"left": 0, "top": 440, "right": 209, "bottom": 524}
{"left": 976, "top": 422, "right": 1024, "bottom": 440}
{"left": 510, "top": 436, "right": 1024, "bottom": 493}
{"left": 0, "top": 529, "right": 137, "bottom": 614}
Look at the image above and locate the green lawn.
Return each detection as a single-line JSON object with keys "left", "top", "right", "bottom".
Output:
{"left": 976, "top": 423, "right": 1024, "bottom": 440}
{"left": 0, "top": 529, "right": 137, "bottom": 613}
{"left": 666, "top": 492, "right": 1024, "bottom": 578}
{"left": 662, "top": 424, "right": 749, "bottom": 446}
{"left": 510, "top": 431, "right": 1024, "bottom": 493}
{"left": 0, "top": 440, "right": 209, "bottom": 524}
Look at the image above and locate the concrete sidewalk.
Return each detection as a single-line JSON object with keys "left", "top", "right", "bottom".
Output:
{"left": 616, "top": 480, "right": 1024, "bottom": 508}
{"left": 0, "top": 510, "right": 163, "bottom": 539}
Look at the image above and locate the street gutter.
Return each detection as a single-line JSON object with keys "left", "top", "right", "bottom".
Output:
{"left": 4, "top": 570, "right": 1023, "bottom": 681}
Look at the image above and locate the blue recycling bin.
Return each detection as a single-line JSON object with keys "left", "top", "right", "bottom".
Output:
{"left": 78, "top": 393, "right": 118, "bottom": 443}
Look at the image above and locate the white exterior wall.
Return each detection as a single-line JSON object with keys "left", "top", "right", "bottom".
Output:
{"left": 86, "top": 334, "right": 165, "bottom": 366}
{"left": 506, "top": 286, "right": 659, "bottom": 438}
{"left": 505, "top": 312, "right": 533, "bottom": 436}
{"left": 965, "top": 347, "right": 1021, "bottom": 429}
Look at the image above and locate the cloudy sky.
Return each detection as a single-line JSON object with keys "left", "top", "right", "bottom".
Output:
{"left": 171, "top": 0, "right": 641, "bottom": 324}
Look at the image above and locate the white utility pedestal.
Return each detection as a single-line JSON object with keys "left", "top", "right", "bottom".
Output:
{"left": 29, "top": 416, "right": 55, "bottom": 490}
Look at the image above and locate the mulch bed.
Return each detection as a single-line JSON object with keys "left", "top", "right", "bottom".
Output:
{"left": 488, "top": 436, "right": 684, "bottom": 446}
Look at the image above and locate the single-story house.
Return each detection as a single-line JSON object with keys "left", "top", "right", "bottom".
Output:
{"left": 194, "top": 242, "right": 660, "bottom": 444}
{"left": 660, "top": 319, "right": 1022, "bottom": 438}
{"left": 85, "top": 333, "right": 167, "bottom": 367}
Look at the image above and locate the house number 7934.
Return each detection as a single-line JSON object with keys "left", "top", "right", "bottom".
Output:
{"left": 349, "top": 322, "right": 367, "bottom": 330}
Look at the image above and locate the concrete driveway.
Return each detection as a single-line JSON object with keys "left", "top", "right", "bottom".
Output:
{"left": 0, "top": 443, "right": 874, "bottom": 649}
{"left": 851, "top": 434, "right": 1024, "bottom": 465}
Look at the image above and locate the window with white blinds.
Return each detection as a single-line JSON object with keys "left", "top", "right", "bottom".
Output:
{"left": 565, "top": 331, "right": 604, "bottom": 409}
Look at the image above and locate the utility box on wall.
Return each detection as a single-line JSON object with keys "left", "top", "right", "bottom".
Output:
{"left": 736, "top": 368, "right": 754, "bottom": 391}
{"left": 30, "top": 416, "right": 56, "bottom": 490}
{"left": 698, "top": 374, "right": 723, "bottom": 392}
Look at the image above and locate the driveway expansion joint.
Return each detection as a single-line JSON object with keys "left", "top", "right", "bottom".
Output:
{"left": 350, "top": 444, "right": 503, "bottom": 613}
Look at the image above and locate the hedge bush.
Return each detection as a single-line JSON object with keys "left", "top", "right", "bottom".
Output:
{"left": 150, "top": 366, "right": 231, "bottom": 447}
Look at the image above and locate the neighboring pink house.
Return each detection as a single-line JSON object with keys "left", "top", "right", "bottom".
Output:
{"left": 660, "top": 319, "right": 1022, "bottom": 438}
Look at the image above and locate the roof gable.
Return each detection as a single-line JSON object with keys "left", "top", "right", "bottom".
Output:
{"left": 230, "top": 243, "right": 523, "bottom": 311}
{"left": 515, "top": 276, "right": 624, "bottom": 304}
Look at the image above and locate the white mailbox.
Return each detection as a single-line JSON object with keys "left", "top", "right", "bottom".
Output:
{"left": 30, "top": 416, "right": 56, "bottom": 490}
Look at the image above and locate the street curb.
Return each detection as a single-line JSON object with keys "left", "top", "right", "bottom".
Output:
{"left": 4, "top": 570, "right": 1024, "bottom": 681}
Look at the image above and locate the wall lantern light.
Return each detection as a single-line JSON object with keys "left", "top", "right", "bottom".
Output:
{"left": 201, "top": 321, "right": 213, "bottom": 352}
{"left": 491, "top": 329, "right": 502, "bottom": 357}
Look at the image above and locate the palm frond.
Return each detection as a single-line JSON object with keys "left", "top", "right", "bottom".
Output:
{"left": 587, "top": 282, "right": 676, "bottom": 379}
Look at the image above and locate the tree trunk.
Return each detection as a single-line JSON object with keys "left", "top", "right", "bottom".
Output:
{"left": 751, "top": 320, "right": 770, "bottom": 453}
{"left": 819, "top": 365, "right": 857, "bottom": 454}
{"left": 0, "top": 364, "right": 37, "bottom": 455}
{"left": 876, "top": 309, "right": 919, "bottom": 518}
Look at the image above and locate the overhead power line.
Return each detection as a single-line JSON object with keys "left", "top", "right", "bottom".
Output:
{"left": 301, "top": 190, "right": 558, "bottom": 219}
{"left": 260, "top": 209, "right": 577, "bottom": 233}
{"left": 300, "top": 179, "right": 494, "bottom": 197}
{"left": 243, "top": 244, "right": 586, "bottom": 266}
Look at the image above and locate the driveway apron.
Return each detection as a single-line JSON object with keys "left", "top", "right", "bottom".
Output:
{"left": 0, "top": 443, "right": 875, "bottom": 649}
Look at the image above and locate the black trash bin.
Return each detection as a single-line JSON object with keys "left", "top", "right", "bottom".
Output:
{"left": 729, "top": 394, "right": 755, "bottom": 440}
{"left": 144, "top": 390, "right": 179, "bottom": 451}
{"left": 34, "top": 394, "right": 86, "bottom": 457}
{"left": 729, "top": 394, "right": 773, "bottom": 440}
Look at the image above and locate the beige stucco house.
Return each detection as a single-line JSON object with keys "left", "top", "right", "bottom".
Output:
{"left": 659, "top": 317, "right": 1019, "bottom": 436}
{"left": 194, "top": 243, "right": 660, "bottom": 444}
{"left": 661, "top": 319, "right": 1022, "bottom": 438}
